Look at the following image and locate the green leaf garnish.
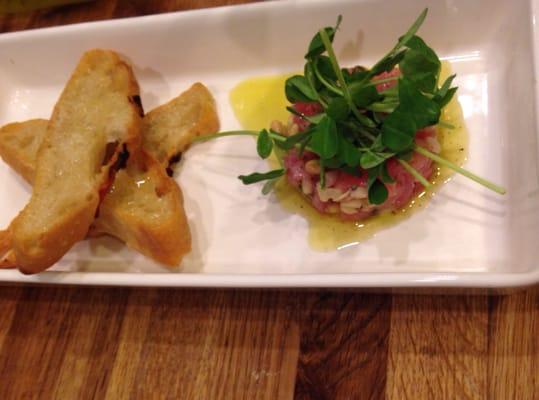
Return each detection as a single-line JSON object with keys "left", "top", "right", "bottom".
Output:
{"left": 368, "top": 179, "right": 389, "bottom": 205}
{"left": 256, "top": 129, "right": 273, "bottom": 159}
{"left": 379, "top": 162, "right": 395, "bottom": 183}
{"left": 350, "top": 84, "right": 381, "bottom": 108}
{"left": 316, "top": 56, "right": 338, "bottom": 81}
{"left": 310, "top": 116, "right": 339, "bottom": 159}
{"left": 280, "top": 129, "right": 312, "bottom": 150}
{"left": 305, "top": 15, "right": 342, "bottom": 59}
{"left": 381, "top": 109, "right": 416, "bottom": 152}
{"left": 338, "top": 135, "right": 361, "bottom": 167}
{"left": 194, "top": 8, "right": 506, "bottom": 208}
{"left": 398, "top": 78, "right": 440, "bottom": 128}
{"left": 326, "top": 97, "right": 350, "bottom": 121}
{"left": 261, "top": 178, "right": 279, "bottom": 195}
{"left": 400, "top": 36, "right": 441, "bottom": 93}
{"left": 239, "top": 169, "right": 285, "bottom": 185}
{"left": 285, "top": 75, "right": 318, "bottom": 103}
{"left": 360, "top": 150, "right": 394, "bottom": 169}
{"left": 397, "top": 8, "right": 429, "bottom": 48}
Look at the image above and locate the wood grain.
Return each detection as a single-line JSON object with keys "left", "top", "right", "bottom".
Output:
{"left": 0, "top": 287, "right": 536, "bottom": 399}
{"left": 487, "top": 290, "right": 538, "bottom": 400}
{"left": 388, "top": 296, "right": 489, "bottom": 399}
{"left": 0, "top": 0, "right": 256, "bottom": 32}
{"left": 295, "top": 293, "right": 391, "bottom": 400}
{"left": 0, "top": 1, "right": 538, "bottom": 399}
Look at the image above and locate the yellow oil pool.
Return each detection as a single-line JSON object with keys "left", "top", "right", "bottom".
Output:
{"left": 230, "top": 62, "right": 468, "bottom": 250}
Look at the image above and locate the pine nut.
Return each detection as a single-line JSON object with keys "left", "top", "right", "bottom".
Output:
{"left": 301, "top": 176, "right": 313, "bottom": 195}
{"left": 316, "top": 184, "right": 344, "bottom": 202}
{"left": 270, "top": 120, "right": 284, "bottom": 134}
{"left": 334, "top": 190, "right": 351, "bottom": 202}
{"left": 350, "top": 187, "right": 368, "bottom": 199}
{"left": 340, "top": 199, "right": 364, "bottom": 209}
{"left": 305, "top": 160, "right": 321, "bottom": 175}
{"left": 288, "top": 123, "right": 299, "bottom": 136}
{"left": 340, "top": 205, "right": 359, "bottom": 215}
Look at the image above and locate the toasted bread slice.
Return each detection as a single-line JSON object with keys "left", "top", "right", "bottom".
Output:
{"left": 0, "top": 230, "right": 15, "bottom": 269}
{"left": 0, "top": 119, "right": 47, "bottom": 183}
{"left": 0, "top": 123, "right": 191, "bottom": 265}
{"left": 143, "top": 82, "right": 219, "bottom": 166}
{"left": 0, "top": 135, "right": 191, "bottom": 266}
{"left": 0, "top": 122, "right": 192, "bottom": 266}
{"left": 0, "top": 83, "right": 219, "bottom": 267}
{"left": 0, "top": 82, "right": 219, "bottom": 183}
{"left": 10, "top": 49, "right": 142, "bottom": 274}
{"left": 91, "top": 150, "right": 191, "bottom": 265}
{"left": 0, "top": 83, "right": 219, "bottom": 182}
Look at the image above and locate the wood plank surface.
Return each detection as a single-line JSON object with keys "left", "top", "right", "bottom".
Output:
{"left": 0, "top": 1, "right": 538, "bottom": 399}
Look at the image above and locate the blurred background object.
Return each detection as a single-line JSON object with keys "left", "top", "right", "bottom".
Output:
{"left": 0, "top": 0, "right": 92, "bottom": 14}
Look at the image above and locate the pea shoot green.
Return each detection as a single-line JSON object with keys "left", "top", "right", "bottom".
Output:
{"left": 193, "top": 8, "right": 506, "bottom": 204}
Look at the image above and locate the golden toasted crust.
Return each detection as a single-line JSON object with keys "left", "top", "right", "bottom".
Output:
{"left": 0, "top": 83, "right": 218, "bottom": 268}
{"left": 0, "top": 119, "right": 47, "bottom": 184}
{"left": 143, "top": 82, "right": 220, "bottom": 166}
{"left": 0, "top": 230, "right": 15, "bottom": 269}
{"left": 11, "top": 49, "right": 142, "bottom": 274}
{"left": 91, "top": 150, "right": 191, "bottom": 265}
{"left": 0, "top": 83, "right": 219, "bottom": 181}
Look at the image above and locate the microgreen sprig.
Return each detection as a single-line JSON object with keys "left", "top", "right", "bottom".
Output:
{"left": 193, "top": 8, "right": 506, "bottom": 203}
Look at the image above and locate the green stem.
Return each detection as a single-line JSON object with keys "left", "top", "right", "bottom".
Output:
{"left": 192, "top": 130, "right": 288, "bottom": 144}
{"left": 319, "top": 28, "right": 369, "bottom": 125}
{"left": 366, "top": 102, "right": 398, "bottom": 113}
{"left": 313, "top": 63, "right": 344, "bottom": 96}
{"left": 368, "top": 8, "right": 427, "bottom": 78}
{"left": 192, "top": 129, "right": 316, "bottom": 154}
{"left": 438, "top": 120, "right": 455, "bottom": 129}
{"left": 415, "top": 146, "right": 506, "bottom": 194}
{"left": 341, "top": 121, "right": 375, "bottom": 143}
{"left": 365, "top": 76, "right": 399, "bottom": 87}
{"left": 398, "top": 159, "right": 432, "bottom": 188}
{"left": 319, "top": 159, "right": 326, "bottom": 187}
{"left": 304, "top": 64, "right": 322, "bottom": 103}
{"left": 273, "top": 147, "right": 286, "bottom": 168}
{"left": 360, "top": 130, "right": 377, "bottom": 142}
{"left": 286, "top": 106, "right": 324, "bottom": 124}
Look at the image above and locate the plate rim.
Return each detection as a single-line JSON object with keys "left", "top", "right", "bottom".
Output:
{"left": 1, "top": 0, "right": 538, "bottom": 289}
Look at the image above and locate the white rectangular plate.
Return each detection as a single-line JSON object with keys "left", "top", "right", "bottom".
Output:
{"left": 1, "top": 0, "right": 539, "bottom": 288}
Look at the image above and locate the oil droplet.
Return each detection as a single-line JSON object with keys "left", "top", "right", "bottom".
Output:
{"left": 229, "top": 75, "right": 292, "bottom": 130}
{"left": 229, "top": 62, "right": 468, "bottom": 251}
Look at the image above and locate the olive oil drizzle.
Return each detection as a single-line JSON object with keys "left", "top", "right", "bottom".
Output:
{"left": 230, "top": 62, "right": 468, "bottom": 250}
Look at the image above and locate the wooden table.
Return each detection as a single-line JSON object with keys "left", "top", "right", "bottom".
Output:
{"left": 0, "top": 1, "right": 538, "bottom": 399}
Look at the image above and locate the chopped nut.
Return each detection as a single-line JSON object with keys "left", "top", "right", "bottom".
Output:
{"left": 340, "top": 205, "right": 359, "bottom": 215}
{"left": 340, "top": 199, "right": 364, "bottom": 209}
{"left": 270, "top": 120, "right": 285, "bottom": 134}
{"left": 316, "top": 184, "right": 345, "bottom": 202}
{"left": 288, "top": 123, "right": 299, "bottom": 136}
{"left": 301, "top": 176, "right": 313, "bottom": 195}
{"left": 334, "top": 190, "right": 351, "bottom": 202}
{"left": 305, "top": 160, "right": 321, "bottom": 175}
{"left": 350, "top": 186, "right": 368, "bottom": 199}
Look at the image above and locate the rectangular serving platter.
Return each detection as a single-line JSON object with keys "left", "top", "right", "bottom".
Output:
{"left": 1, "top": 0, "right": 538, "bottom": 288}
